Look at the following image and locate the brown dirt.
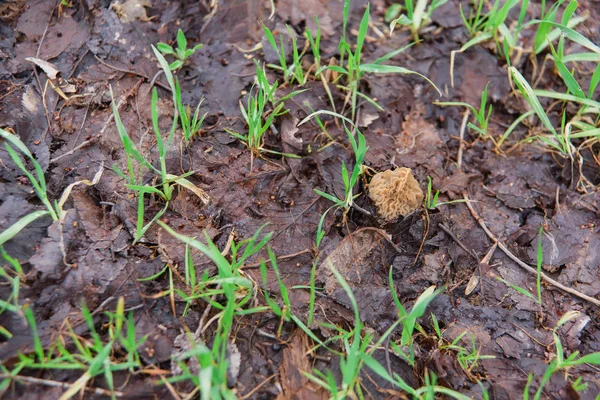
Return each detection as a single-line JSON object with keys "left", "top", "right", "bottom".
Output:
{"left": 1, "top": 0, "right": 600, "bottom": 399}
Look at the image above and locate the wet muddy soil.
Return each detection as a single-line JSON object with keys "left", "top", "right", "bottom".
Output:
{"left": 1, "top": 0, "right": 600, "bottom": 399}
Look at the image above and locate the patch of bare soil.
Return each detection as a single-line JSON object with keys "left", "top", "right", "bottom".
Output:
{"left": 1, "top": 0, "right": 599, "bottom": 399}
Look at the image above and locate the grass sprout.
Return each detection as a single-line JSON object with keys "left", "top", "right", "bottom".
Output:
{"left": 0, "top": 129, "right": 103, "bottom": 246}
{"left": 0, "top": 129, "right": 58, "bottom": 243}
{"left": 425, "top": 176, "right": 468, "bottom": 210}
{"left": 157, "top": 28, "right": 203, "bottom": 71}
{"left": 435, "top": 83, "right": 493, "bottom": 139}
{"left": 111, "top": 46, "right": 209, "bottom": 243}
{"left": 225, "top": 61, "right": 304, "bottom": 169}
{"left": 299, "top": 111, "right": 367, "bottom": 212}
{"left": 333, "top": 3, "right": 441, "bottom": 123}
{"left": 3, "top": 298, "right": 146, "bottom": 400}
{"left": 529, "top": 312, "right": 600, "bottom": 399}
{"left": 175, "top": 80, "right": 207, "bottom": 144}
{"left": 431, "top": 316, "right": 495, "bottom": 376}
{"left": 156, "top": 223, "right": 283, "bottom": 399}
{"left": 389, "top": 266, "right": 443, "bottom": 366}
{"left": 450, "top": 0, "right": 588, "bottom": 87}
{"left": 262, "top": 24, "right": 310, "bottom": 85}
{"left": 387, "top": 0, "right": 449, "bottom": 41}
{"left": 0, "top": 247, "right": 24, "bottom": 319}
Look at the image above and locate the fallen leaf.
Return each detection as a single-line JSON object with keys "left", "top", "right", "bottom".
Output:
{"left": 25, "top": 57, "right": 60, "bottom": 79}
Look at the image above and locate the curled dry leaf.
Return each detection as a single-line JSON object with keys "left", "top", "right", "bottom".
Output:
{"left": 25, "top": 57, "right": 60, "bottom": 79}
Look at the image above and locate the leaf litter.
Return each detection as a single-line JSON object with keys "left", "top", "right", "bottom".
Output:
{"left": 1, "top": 0, "right": 600, "bottom": 398}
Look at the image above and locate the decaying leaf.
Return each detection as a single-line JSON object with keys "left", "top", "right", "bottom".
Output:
{"left": 25, "top": 57, "right": 61, "bottom": 79}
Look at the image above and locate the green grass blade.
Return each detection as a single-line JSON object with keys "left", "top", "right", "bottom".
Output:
{"left": 360, "top": 64, "right": 442, "bottom": 96}
{"left": 510, "top": 67, "right": 558, "bottom": 136}
{"left": 548, "top": 42, "right": 585, "bottom": 98}
{"left": 0, "top": 210, "right": 50, "bottom": 246}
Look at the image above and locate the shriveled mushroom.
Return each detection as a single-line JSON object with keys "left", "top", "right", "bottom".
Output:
{"left": 368, "top": 168, "right": 423, "bottom": 221}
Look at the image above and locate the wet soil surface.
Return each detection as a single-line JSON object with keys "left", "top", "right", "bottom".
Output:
{"left": 1, "top": 0, "right": 600, "bottom": 399}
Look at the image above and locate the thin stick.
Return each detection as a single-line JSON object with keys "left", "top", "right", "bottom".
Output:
{"left": 93, "top": 55, "right": 171, "bottom": 92}
{"left": 438, "top": 223, "right": 478, "bottom": 260}
{"left": 0, "top": 374, "right": 124, "bottom": 397}
{"left": 457, "top": 109, "right": 470, "bottom": 170}
{"left": 462, "top": 193, "right": 600, "bottom": 307}
{"left": 240, "top": 374, "right": 277, "bottom": 400}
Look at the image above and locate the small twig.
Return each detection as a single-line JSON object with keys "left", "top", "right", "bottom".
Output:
{"left": 70, "top": 98, "right": 92, "bottom": 151}
{"left": 0, "top": 374, "right": 124, "bottom": 397}
{"left": 239, "top": 374, "right": 277, "bottom": 400}
{"left": 438, "top": 223, "right": 478, "bottom": 260}
{"left": 67, "top": 48, "right": 90, "bottom": 79}
{"left": 463, "top": 193, "right": 600, "bottom": 307}
{"left": 50, "top": 138, "right": 95, "bottom": 163}
{"left": 93, "top": 55, "right": 171, "bottom": 92}
{"left": 457, "top": 109, "right": 470, "bottom": 170}
{"left": 50, "top": 84, "right": 138, "bottom": 163}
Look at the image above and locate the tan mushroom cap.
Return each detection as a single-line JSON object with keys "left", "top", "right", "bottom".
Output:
{"left": 368, "top": 168, "right": 424, "bottom": 221}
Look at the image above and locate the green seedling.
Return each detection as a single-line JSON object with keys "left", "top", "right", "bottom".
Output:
{"left": 509, "top": 66, "right": 569, "bottom": 154}
{"left": 259, "top": 247, "right": 325, "bottom": 345}
{"left": 509, "top": 62, "right": 600, "bottom": 161}
{"left": 331, "top": 3, "right": 441, "bottom": 123}
{"left": 439, "top": 331, "right": 496, "bottom": 374}
{"left": 305, "top": 17, "right": 322, "bottom": 74}
{"left": 111, "top": 46, "right": 209, "bottom": 243}
{"left": 0, "top": 129, "right": 58, "bottom": 241}
{"left": 157, "top": 223, "right": 281, "bottom": 399}
{"left": 5, "top": 298, "right": 146, "bottom": 400}
{"left": 425, "top": 177, "right": 468, "bottom": 210}
{"left": 450, "top": 0, "right": 588, "bottom": 87}
{"left": 530, "top": 311, "right": 600, "bottom": 399}
{"left": 305, "top": 263, "right": 414, "bottom": 399}
{"left": 262, "top": 24, "right": 310, "bottom": 85}
{"left": 435, "top": 83, "right": 493, "bottom": 139}
{"left": 389, "top": 266, "right": 443, "bottom": 366}
{"left": 302, "top": 113, "right": 367, "bottom": 212}
{"left": 175, "top": 80, "right": 207, "bottom": 144}
{"left": 157, "top": 29, "right": 203, "bottom": 71}
{"left": 0, "top": 129, "right": 102, "bottom": 247}
{"left": 0, "top": 248, "right": 24, "bottom": 319}
{"left": 387, "top": 0, "right": 449, "bottom": 41}
{"left": 306, "top": 265, "right": 465, "bottom": 399}
{"left": 226, "top": 61, "right": 303, "bottom": 169}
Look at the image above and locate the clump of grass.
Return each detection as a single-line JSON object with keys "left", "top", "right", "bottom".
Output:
{"left": 225, "top": 61, "right": 304, "bottom": 169}
{"left": 175, "top": 80, "right": 207, "bottom": 144}
{"left": 263, "top": 24, "right": 310, "bottom": 85}
{"left": 1, "top": 298, "right": 146, "bottom": 399}
{"left": 527, "top": 311, "right": 600, "bottom": 399}
{"left": 0, "top": 129, "right": 59, "bottom": 244}
{"left": 507, "top": 62, "right": 600, "bottom": 166}
{"left": 434, "top": 83, "right": 493, "bottom": 139}
{"left": 387, "top": 0, "right": 449, "bottom": 41}
{"left": 156, "top": 222, "right": 286, "bottom": 398}
{"left": 0, "top": 129, "right": 102, "bottom": 246}
{"left": 450, "top": 0, "right": 588, "bottom": 87}
{"left": 111, "top": 46, "right": 209, "bottom": 243}
{"left": 334, "top": 3, "right": 442, "bottom": 123}
{"left": 424, "top": 176, "right": 468, "bottom": 210}
{"left": 431, "top": 314, "right": 495, "bottom": 377}
{"left": 157, "top": 29, "right": 203, "bottom": 71}
{"left": 0, "top": 248, "right": 25, "bottom": 332}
